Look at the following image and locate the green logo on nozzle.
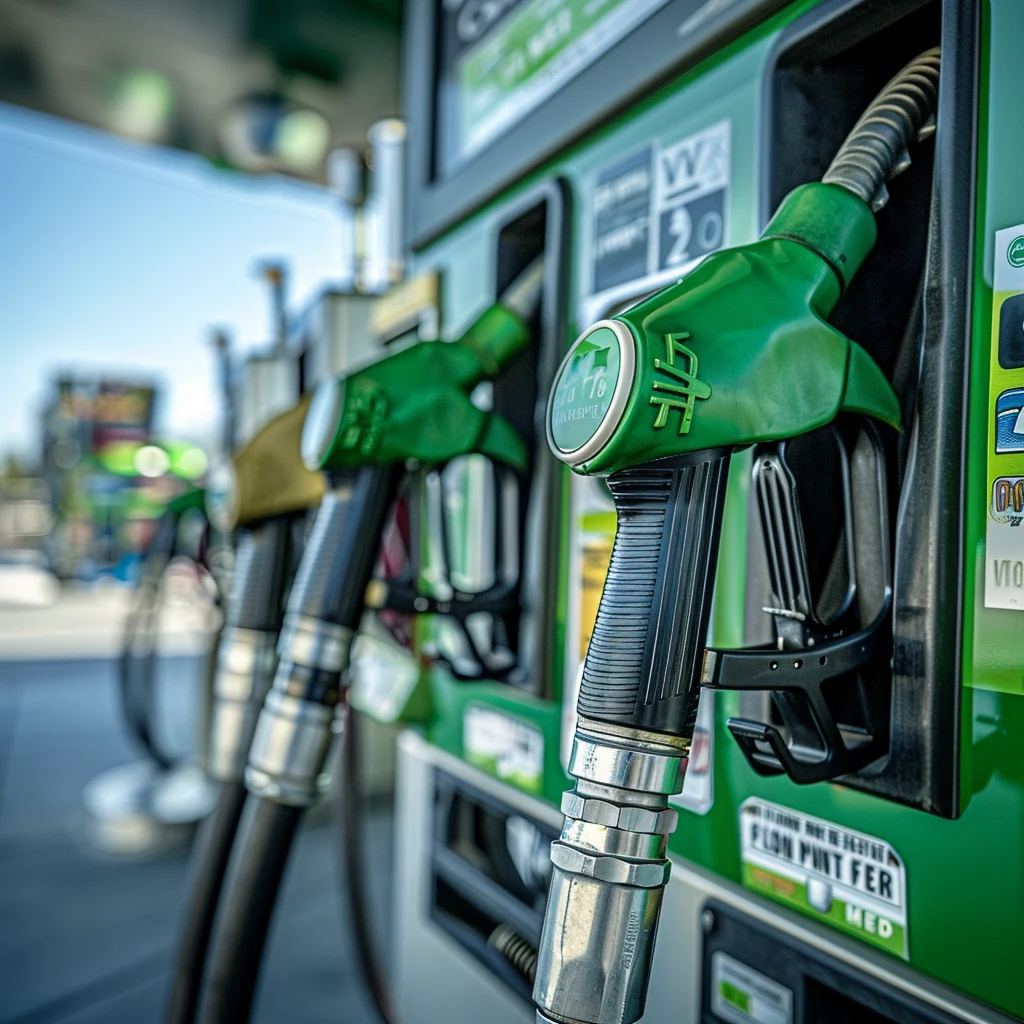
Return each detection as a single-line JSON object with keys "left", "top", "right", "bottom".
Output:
{"left": 649, "top": 333, "right": 711, "bottom": 435}
{"left": 550, "top": 325, "right": 622, "bottom": 453}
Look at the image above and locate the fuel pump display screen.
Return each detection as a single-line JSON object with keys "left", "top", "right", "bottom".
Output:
{"left": 436, "top": 0, "right": 670, "bottom": 174}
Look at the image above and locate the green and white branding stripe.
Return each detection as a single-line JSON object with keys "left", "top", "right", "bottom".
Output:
{"left": 463, "top": 705, "right": 544, "bottom": 794}
{"left": 739, "top": 798, "right": 908, "bottom": 959}
{"left": 458, "top": 0, "right": 670, "bottom": 158}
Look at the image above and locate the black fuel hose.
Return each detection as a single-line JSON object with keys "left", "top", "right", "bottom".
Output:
{"left": 166, "top": 779, "right": 248, "bottom": 1024}
{"left": 197, "top": 798, "right": 304, "bottom": 1024}
{"left": 198, "top": 467, "right": 398, "bottom": 1024}
{"left": 120, "top": 508, "right": 181, "bottom": 769}
{"left": 167, "top": 517, "right": 297, "bottom": 1024}
{"left": 339, "top": 706, "right": 394, "bottom": 1024}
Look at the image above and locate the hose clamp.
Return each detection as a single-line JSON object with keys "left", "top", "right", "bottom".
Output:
{"left": 560, "top": 792, "right": 678, "bottom": 835}
{"left": 214, "top": 628, "right": 279, "bottom": 702}
{"left": 279, "top": 615, "right": 353, "bottom": 673}
{"left": 245, "top": 689, "right": 343, "bottom": 806}
{"left": 208, "top": 628, "right": 279, "bottom": 783}
{"left": 569, "top": 735, "right": 685, "bottom": 795}
{"left": 559, "top": 819, "right": 668, "bottom": 860}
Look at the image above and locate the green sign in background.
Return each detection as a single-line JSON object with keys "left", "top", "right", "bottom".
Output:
{"left": 458, "top": 0, "right": 669, "bottom": 155}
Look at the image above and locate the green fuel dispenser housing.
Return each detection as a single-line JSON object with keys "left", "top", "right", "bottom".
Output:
{"left": 399, "top": 0, "right": 1024, "bottom": 1019}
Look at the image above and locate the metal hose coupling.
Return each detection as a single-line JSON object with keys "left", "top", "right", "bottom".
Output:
{"left": 208, "top": 627, "right": 280, "bottom": 783}
{"left": 823, "top": 47, "right": 940, "bottom": 211}
{"left": 244, "top": 613, "right": 354, "bottom": 807}
{"left": 533, "top": 717, "right": 688, "bottom": 1024}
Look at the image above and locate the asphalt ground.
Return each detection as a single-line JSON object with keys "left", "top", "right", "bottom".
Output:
{"left": 0, "top": 651, "right": 388, "bottom": 1024}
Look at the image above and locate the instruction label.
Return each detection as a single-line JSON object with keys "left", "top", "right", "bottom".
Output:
{"left": 591, "top": 120, "right": 730, "bottom": 294}
{"left": 711, "top": 953, "right": 793, "bottom": 1024}
{"left": 655, "top": 120, "right": 729, "bottom": 271}
{"left": 593, "top": 146, "right": 653, "bottom": 293}
{"left": 464, "top": 706, "right": 543, "bottom": 794}
{"left": 986, "top": 225, "right": 1024, "bottom": 611}
{"left": 739, "top": 798, "right": 908, "bottom": 958}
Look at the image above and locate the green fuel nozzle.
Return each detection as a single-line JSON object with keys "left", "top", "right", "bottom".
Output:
{"left": 547, "top": 181, "right": 899, "bottom": 477}
{"left": 302, "top": 257, "right": 545, "bottom": 476}
{"left": 244, "top": 258, "right": 544, "bottom": 808}
{"left": 534, "top": 48, "right": 939, "bottom": 1024}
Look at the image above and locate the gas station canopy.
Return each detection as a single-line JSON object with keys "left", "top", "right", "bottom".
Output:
{"left": 0, "top": 0, "right": 401, "bottom": 180}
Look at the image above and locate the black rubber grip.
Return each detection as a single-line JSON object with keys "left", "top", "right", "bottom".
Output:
{"left": 227, "top": 518, "right": 294, "bottom": 633}
{"left": 286, "top": 465, "right": 397, "bottom": 631}
{"left": 578, "top": 450, "right": 730, "bottom": 736}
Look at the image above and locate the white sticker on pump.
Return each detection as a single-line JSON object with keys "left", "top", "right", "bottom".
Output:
{"left": 739, "top": 798, "right": 908, "bottom": 959}
{"left": 985, "top": 224, "right": 1024, "bottom": 610}
{"left": 463, "top": 706, "right": 543, "bottom": 795}
{"left": 710, "top": 952, "right": 793, "bottom": 1024}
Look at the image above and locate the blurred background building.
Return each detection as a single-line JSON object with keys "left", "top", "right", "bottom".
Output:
{"left": 0, "top": 0, "right": 404, "bottom": 583}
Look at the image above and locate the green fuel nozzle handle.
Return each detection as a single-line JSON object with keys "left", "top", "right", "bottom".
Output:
{"left": 302, "top": 258, "right": 544, "bottom": 475}
{"left": 545, "top": 181, "right": 900, "bottom": 741}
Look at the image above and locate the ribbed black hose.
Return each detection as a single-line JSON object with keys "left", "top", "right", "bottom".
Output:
{"left": 197, "top": 798, "right": 304, "bottom": 1024}
{"left": 823, "top": 47, "right": 941, "bottom": 208}
{"left": 226, "top": 519, "right": 294, "bottom": 633}
{"left": 340, "top": 708, "right": 394, "bottom": 1024}
{"left": 166, "top": 780, "right": 248, "bottom": 1024}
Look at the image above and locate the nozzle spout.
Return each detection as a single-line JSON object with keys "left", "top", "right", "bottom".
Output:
{"left": 499, "top": 256, "right": 546, "bottom": 322}
{"left": 458, "top": 257, "right": 545, "bottom": 378}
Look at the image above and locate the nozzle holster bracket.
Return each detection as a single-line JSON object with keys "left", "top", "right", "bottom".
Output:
{"left": 702, "top": 419, "right": 893, "bottom": 784}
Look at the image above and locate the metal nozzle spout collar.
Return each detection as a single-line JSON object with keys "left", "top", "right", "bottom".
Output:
{"left": 532, "top": 722, "right": 687, "bottom": 1024}
{"left": 208, "top": 628, "right": 280, "bottom": 783}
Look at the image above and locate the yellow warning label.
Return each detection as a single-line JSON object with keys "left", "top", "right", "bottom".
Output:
{"left": 578, "top": 513, "right": 615, "bottom": 661}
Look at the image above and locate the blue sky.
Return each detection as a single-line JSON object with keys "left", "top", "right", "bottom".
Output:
{"left": 0, "top": 103, "right": 349, "bottom": 463}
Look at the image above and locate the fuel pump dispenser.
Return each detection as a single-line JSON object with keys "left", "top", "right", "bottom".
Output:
{"left": 194, "top": 261, "right": 544, "bottom": 1024}
{"left": 533, "top": 50, "right": 932, "bottom": 1024}
{"left": 394, "top": 1, "right": 1023, "bottom": 1022}
{"left": 166, "top": 394, "right": 323, "bottom": 1024}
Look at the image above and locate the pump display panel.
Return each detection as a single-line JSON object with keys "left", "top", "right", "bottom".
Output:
{"left": 435, "top": 0, "right": 670, "bottom": 174}
{"left": 406, "top": 0, "right": 791, "bottom": 246}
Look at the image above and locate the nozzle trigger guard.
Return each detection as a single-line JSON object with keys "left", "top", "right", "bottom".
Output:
{"left": 703, "top": 417, "right": 894, "bottom": 784}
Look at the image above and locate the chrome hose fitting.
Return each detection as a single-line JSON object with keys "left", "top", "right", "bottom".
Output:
{"left": 208, "top": 627, "right": 280, "bottom": 783}
{"left": 244, "top": 614, "right": 354, "bottom": 807}
{"left": 533, "top": 718, "right": 687, "bottom": 1024}
{"left": 823, "top": 47, "right": 940, "bottom": 211}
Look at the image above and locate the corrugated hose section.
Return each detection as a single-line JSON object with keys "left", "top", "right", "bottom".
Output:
{"left": 227, "top": 520, "right": 287, "bottom": 632}
{"left": 823, "top": 47, "right": 941, "bottom": 209}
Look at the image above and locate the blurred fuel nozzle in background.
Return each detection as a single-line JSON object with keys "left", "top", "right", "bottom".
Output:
{"left": 195, "top": 257, "right": 545, "bottom": 1024}
{"left": 167, "top": 394, "right": 323, "bottom": 1024}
